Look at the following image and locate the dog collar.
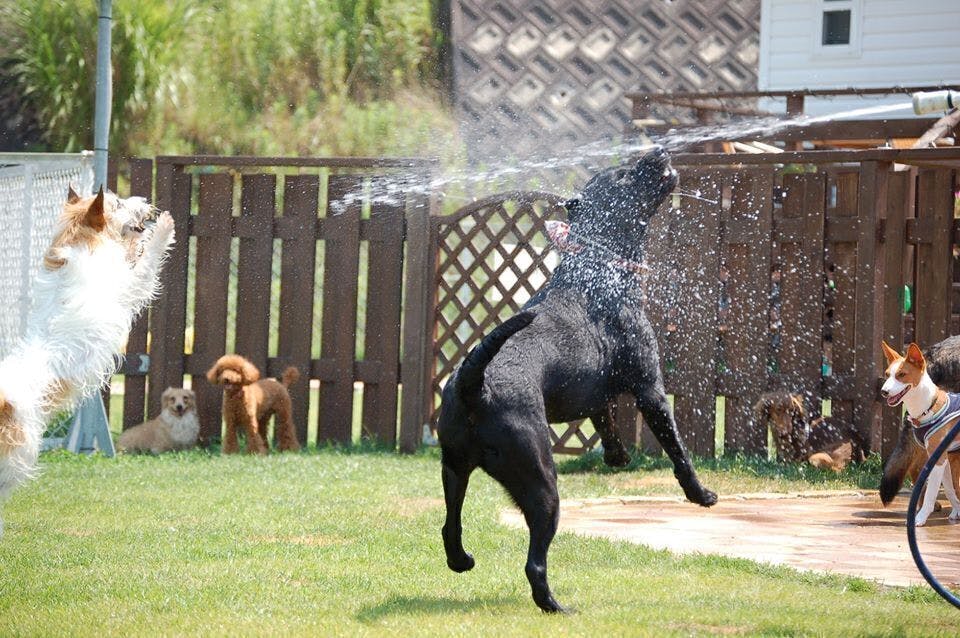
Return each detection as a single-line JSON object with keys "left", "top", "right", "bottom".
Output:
{"left": 545, "top": 220, "right": 649, "bottom": 276}
{"left": 910, "top": 392, "right": 943, "bottom": 426}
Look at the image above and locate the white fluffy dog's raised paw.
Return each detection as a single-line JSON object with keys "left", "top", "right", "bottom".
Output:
{"left": 151, "top": 211, "right": 175, "bottom": 245}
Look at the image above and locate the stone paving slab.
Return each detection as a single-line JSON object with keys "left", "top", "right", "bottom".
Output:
{"left": 500, "top": 491, "right": 960, "bottom": 587}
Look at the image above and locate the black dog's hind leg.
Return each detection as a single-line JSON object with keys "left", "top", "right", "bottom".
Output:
{"left": 441, "top": 459, "right": 477, "bottom": 572}
{"left": 592, "top": 404, "right": 631, "bottom": 467}
{"left": 484, "top": 435, "right": 567, "bottom": 613}
{"left": 635, "top": 383, "right": 717, "bottom": 507}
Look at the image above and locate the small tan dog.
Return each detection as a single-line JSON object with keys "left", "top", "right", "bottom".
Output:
{"left": 754, "top": 390, "right": 866, "bottom": 471}
{"left": 117, "top": 387, "right": 199, "bottom": 454}
{"left": 206, "top": 355, "right": 301, "bottom": 455}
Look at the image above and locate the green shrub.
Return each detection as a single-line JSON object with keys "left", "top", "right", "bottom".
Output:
{"left": 0, "top": 0, "right": 462, "bottom": 160}
{"left": 0, "top": 0, "right": 191, "bottom": 155}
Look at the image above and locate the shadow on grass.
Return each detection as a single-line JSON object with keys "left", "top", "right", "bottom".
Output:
{"left": 356, "top": 594, "right": 521, "bottom": 622}
{"left": 556, "top": 449, "right": 884, "bottom": 489}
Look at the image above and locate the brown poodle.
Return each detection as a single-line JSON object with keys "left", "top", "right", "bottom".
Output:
{"left": 754, "top": 390, "right": 866, "bottom": 471}
{"left": 205, "top": 354, "right": 301, "bottom": 454}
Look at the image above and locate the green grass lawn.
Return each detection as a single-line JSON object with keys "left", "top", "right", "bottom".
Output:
{"left": 0, "top": 448, "right": 950, "bottom": 637}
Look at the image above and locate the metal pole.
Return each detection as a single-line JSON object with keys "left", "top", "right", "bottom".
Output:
{"left": 69, "top": 0, "right": 116, "bottom": 457}
{"left": 93, "top": 0, "right": 112, "bottom": 188}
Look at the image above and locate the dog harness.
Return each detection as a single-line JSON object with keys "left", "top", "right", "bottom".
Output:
{"left": 544, "top": 220, "right": 649, "bottom": 276}
{"left": 912, "top": 392, "right": 960, "bottom": 452}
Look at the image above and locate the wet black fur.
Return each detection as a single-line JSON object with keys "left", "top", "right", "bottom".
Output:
{"left": 436, "top": 147, "right": 717, "bottom": 613}
{"left": 880, "top": 336, "right": 960, "bottom": 505}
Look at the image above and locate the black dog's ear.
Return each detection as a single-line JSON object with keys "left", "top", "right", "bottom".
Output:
{"left": 563, "top": 198, "right": 581, "bottom": 221}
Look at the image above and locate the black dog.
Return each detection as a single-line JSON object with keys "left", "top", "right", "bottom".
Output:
{"left": 437, "top": 147, "right": 717, "bottom": 613}
{"left": 880, "top": 335, "right": 960, "bottom": 505}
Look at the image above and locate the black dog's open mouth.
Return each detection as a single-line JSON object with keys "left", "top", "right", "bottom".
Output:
{"left": 886, "top": 385, "right": 910, "bottom": 406}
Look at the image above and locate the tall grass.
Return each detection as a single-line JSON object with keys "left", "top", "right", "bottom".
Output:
{"left": 1, "top": 0, "right": 462, "bottom": 161}
{"left": 0, "top": 0, "right": 192, "bottom": 154}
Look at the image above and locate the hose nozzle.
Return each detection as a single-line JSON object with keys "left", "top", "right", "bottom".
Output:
{"left": 912, "top": 90, "right": 960, "bottom": 115}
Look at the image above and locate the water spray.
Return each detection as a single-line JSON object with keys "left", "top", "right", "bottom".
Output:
{"left": 912, "top": 90, "right": 960, "bottom": 115}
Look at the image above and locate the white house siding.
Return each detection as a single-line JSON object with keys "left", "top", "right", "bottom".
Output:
{"left": 759, "top": 0, "right": 960, "bottom": 118}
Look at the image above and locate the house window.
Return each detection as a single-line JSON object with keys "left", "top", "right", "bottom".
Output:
{"left": 822, "top": 9, "right": 851, "bottom": 45}
{"left": 813, "top": 0, "right": 860, "bottom": 56}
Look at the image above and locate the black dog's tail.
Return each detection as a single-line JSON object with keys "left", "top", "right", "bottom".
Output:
{"left": 879, "top": 420, "right": 922, "bottom": 505}
{"left": 455, "top": 311, "right": 536, "bottom": 409}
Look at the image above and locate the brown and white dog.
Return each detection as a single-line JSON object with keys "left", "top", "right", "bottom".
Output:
{"left": 117, "top": 387, "right": 199, "bottom": 454}
{"left": 880, "top": 341, "right": 960, "bottom": 526}
{"left": 0, "top": 186, "right": 174, "bottom": 534}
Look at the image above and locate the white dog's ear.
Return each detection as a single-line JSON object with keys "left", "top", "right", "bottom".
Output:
{"left": 906, "top": 343, "right": 926, "bottom": 371}
{"left": 83, "top": 186, "right": 106, "bottom": 232}
{"left": 881, "top": 340, "right": 902, "bottom": 366}
{"left": 66, "top": 185, "right": 81, "bottom": 204}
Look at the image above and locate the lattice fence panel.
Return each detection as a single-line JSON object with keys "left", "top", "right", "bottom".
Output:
{"left": 451, "top": 0, "right": 760, "bottom": 159}
{"left": 432, "top": 191, "right": 600, "bottom": 453}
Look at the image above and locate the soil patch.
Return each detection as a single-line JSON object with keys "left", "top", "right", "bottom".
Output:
{"left": 500, "top": 490, "right": 959, "bottom": 587}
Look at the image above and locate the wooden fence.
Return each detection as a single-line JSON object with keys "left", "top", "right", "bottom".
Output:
{"left": 105, "top": 148, "right": 958, "bottom": 458}
{"left": 106, "top": 156, "right": 436, "bottom": 452}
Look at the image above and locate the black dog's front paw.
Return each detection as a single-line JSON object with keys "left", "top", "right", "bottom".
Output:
{"left": 447, "top": 552, "right": 475, "bottom": 573}
{"left": 603, "top": 445, "right": 631, "bottom": 468}
{"left": 685, "top": 485, "right": 718, "bottom": 507}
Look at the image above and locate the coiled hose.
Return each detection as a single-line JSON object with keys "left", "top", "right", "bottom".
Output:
{"left": 906, "top": 416, "right": 960, "bottom": 608}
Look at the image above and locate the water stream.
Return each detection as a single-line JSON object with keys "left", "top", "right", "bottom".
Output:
{"left": 335, "top": 101, "right": 917, "bottom": 213}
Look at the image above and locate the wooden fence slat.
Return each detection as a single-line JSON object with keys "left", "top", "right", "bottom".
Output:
{"left": 776, "top": 172, "right": 825, "bottom": 415}
{"left": 401, "top": 192, "right": 436, "bottom": 452}
{"left": 669, "top": 170, "right": 722, "bottom": 457}
{"left": 914, "top": 168, "right": 955, "bottom": 348}
{"left": 853, "top": 161, "right": 888, "bottom": 451}
{"left": 721, "top": 168, "right": 773, "bottom": 455}
{"left": 148, "top": 164, "right": 191, "bottom": 416}
{"left": 878, "top": 170, "right": 912, "bottom": 457}
{"left": 318, "top": 176, "right": 362, "bottom": 444}
{"left": 192, "top": 173, "right": 234, "bottom": 443}
{"left": 361, "top": 201, "right": 405, "bottom": 446}
{"left": 234, "top": 174, "right": 276, "bottom": 378}
{"left": 122, "top": 158, "right": 154, "bottom": 430}
{"left": 823, "top": 170, "right": 860, "bottom": 427}
{"left": 277, "top": 174, "right": 319, "bottom": 446}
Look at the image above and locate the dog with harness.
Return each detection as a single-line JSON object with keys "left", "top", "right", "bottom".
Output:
{"left": 880, "top": 341, "right": 960, "bottom": 526}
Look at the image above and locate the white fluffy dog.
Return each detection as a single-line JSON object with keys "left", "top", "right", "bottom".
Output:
{"left": 0, "top": 186, "right": 175, "bottom": 534}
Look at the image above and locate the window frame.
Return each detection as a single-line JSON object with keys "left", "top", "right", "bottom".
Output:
{"left": 811, "top": 0, "right": 862, "bottom": 59}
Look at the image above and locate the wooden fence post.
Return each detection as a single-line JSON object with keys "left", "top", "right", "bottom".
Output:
{"left": 854, "top": 160, "right": 889, "bottom": 453}
{"left": 148, "top": 160, "right": 191, "bottom": 416}
{"left": 913, "top": 168, "right": 955, "bottom": 347}
{"left": 776, "top": 172, "right": 826, "bottom": 419}
{"left": 277, "top": 174, "right": 319, "bottom": 446}
{"left": 721, "top": 168, "right": 773, "bottom": 455}
{"left": 879, "top": 169, "right": 911, "bottom": 457}
{"left": 399, "top": 191, "right": 435, "bottom": 453}
{"left": 191, "top": 172, "right": 234, "bottom": 444}
{"left": 121, "top": 158, "right": 154, "bottom": 430}
{"left": 319, "top": 176, "right": 362, "bottom": 445}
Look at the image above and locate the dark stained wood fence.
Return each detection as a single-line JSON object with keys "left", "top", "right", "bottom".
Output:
{"left": 107, "top": 156, "right": 436, "bottom": 451}
{"left": 105, "top": 148, "right": 958, "bottom": 458}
